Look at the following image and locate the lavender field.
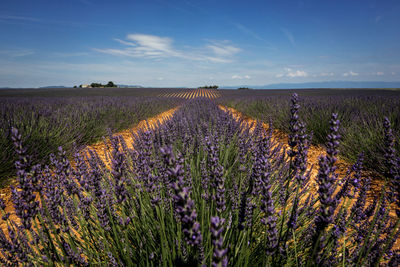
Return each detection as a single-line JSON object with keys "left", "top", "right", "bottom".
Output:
{"left": 0, "top": 88, "right": 399, "bottom": 266}
{"left": 0, "top": 89, "right": 184, "bottom": 181}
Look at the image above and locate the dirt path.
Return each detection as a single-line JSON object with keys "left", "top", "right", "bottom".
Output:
{"left": 0, "top": 107, "right": 179, "bottom": 231}
{"left": 82, "top": 107, "right": 178, "bottom": 165}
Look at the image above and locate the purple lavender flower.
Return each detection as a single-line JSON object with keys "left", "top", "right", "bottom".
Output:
{"left": 315, "top": 155, "right": 336, "bottom": 233}
{"left": 161, "top": 146, "right": 202, "bottom": 246}
{"left": 60, "top": 237, "right": 88, "bottom": 266}
{"left": 41, "top": 166, "right": 66, "bottom": 226}
{"left": 200, "top": 158, "right": 210, "bottom": 201}
{"left": 96, "top": 189, "right": 111, "bottom": 231}
{"left": 0, "top": 225, "right": 30, "bottom": 264}
{"left": 315, "top": 113, "right": 341, "bottom": 230}
{"left": 205, "top": 137, "right": 226, "bottom": 213}
{"left": 288, "top": 93, "right": 300, "bottom": 158}
{"left": 110, "top": 137, "right": 128, "bottom": 204}
{"left": 259, "top": 168, "right": 278, "bottom": 255}
{"left": 210, "top": 216, "right": 228, "bottom": 267}
{"left": 383, "top": 117, "right": 400, "bottom": 216}
{"left": 78, "top": 196, "right": 92, "bottom": 221}
{"left": 10, "top": 127, "right": 39, "bottom": 230}
{"left": 107, "top": 252, "right": 119, "bottom": 267}
{"left": 326, "top": 113, "right": 341, "bottom": 174}
{"left": 293, "top": 121, "right": 310, "bottom": 183}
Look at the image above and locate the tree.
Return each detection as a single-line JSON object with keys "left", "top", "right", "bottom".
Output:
{"left": 91, "top": 83, "right": 102, "bottom": 88}
{"left": 106, "top": 81, "right": 116, "bottom": 87}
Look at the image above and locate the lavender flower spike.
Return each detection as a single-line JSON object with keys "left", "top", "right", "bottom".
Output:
{"left": 10, "top": 127, "right": 39, "bottom": 230}
{"left": 383, "top": 117, "right": 400, "bottom": 216}
{"left": 210, "top": 216, "right": 228, "bottom": 267}
{"left": 161, "top": 146, "right": 202, "bottom": 246}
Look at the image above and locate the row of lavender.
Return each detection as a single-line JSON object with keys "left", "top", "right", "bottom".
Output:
{"left": 219, "top": 89, "right": 400, "bottom": 175}
{"left": 0, "top": 96, "right": 181, "bottom": 180}
{"left": 1, "top": 96, "right": 399, "bottom": 265}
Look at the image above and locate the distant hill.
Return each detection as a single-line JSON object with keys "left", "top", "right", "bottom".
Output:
{"left": 39, "top": 86, "right": 69, "bottom": 88}
{"left": 221, "top": 81, "right": 400, "bottom": 89}
{"left": 117, "top": 84, "right": 143, "bottom": 88}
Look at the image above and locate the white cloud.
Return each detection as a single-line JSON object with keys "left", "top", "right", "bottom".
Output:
{"left": 232, "top": 74, "right": 251, "bottom": 79}
{"left": 392, "top": 72, "right": 396, "bottom": 75}
{"left": 95, "top": 34, "right": 240, "bottom": 63}
{"left": 343, "top": 71, "right": 358, "bottom": 77}
{"left": 127, "top": 34, "right": 173, "bottom": 53}
{"left": 287, "top": 70, "right": 308, "bottom": 77}
{"left": 156, "top": 77, "right": 164, "bottom": 80}
{"left": 276, "top": 68, "right": 308, "bottom": 78}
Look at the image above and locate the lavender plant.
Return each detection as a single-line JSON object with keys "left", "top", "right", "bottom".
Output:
{"left": 0, "top": 97, "right": 399, "bottom": 266}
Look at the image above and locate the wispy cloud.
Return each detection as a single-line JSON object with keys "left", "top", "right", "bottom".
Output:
{"left": 281, "top": 28, "right": 295, "bottom": 46}
{"left": 52, "top": 52, "right": 90, "bottom": 57}
{"left": 206, "top": 42, "right": 241, "bottom": 57}
{"left": 78, "top": 0, "right": 95, "bottom": 6}
{"left": 0, "top": 15, "right": 41, "bottom": 22}
{"left": 320, "top": 72, "right": 335, "bottom": 77}
{"left": 0, "top": 13, "right": 112, "bottom": 28}
{"left": 95, "top": 34, "right": 241, "bottom": 63}
{"left": 233, "top": 23, "right": 277, "bottom": 50}
{"left": 114, "top": 38, "right": 137, "bottom": 47}
{"left": 234, "top": 23, "right": 264, "bottom": 42}
{"left": 343, "top": 71, "right": 359, "bottom": 77}
{"left": 0, "top": 49, "right": 35, "bottom": 57}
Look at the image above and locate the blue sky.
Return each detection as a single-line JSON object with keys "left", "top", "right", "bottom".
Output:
{"left": 0, "top": 0, "right": 399, "bottom": 87}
